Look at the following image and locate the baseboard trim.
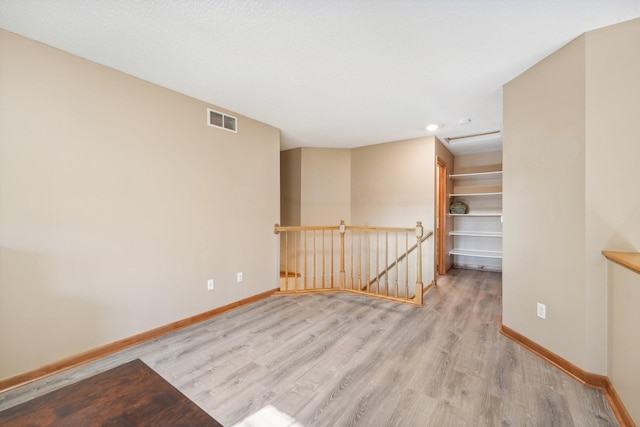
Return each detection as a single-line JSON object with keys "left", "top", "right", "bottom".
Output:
{"left": 275, "top": 282, "right": 435, "bottom": 307}
{"left": 452, "top": 263, "right": 502, "bottom": 273}
{"left": 273, "top": 288, "right": 341, "bottom": 295}
{"left": 0, "top": 287, "right": 279, "bottom": 394}
{"left": 500, "top": 324, "right": 635, "bottom": 427}
{"left": 423, "top": 280, "right": 436, "bottom": 294}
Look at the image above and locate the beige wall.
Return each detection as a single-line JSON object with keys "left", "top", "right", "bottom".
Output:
{"left": 300, "top": 148, "right": 351, "bottom": 225}
{"left": 351, "top": 137, "right": 434, "bottom": 228}
{"left": 280, "top": 137, "right": 446, "bottom": 285}
{"left": 584, "top": 18, "right": 640, "bottom": 375}
{"left": 607, "top": 261, "right": 640, "bottom": 422}
{"left": 504, "top": 17, "right": 640, "bottom": 380}
{"left": 453, "top": 151, "right": 502, "bottom": 175}
{"left": 0, "top": 30, "right": 281, "bottom": 379}
{"left": 280, "top": 148, "right": 301, "bottom": 226}
{"left": 503, "top": 35, "right": 588, "bottom": 368}
{"left": 351, "top": 136, "right": 438, "bottom": 284}
{"left": 283, "top": 139, "right": 440, "bottom": 231}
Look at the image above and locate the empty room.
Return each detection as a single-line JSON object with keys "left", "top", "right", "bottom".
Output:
{"left": 1, "top": 1, "right": 639, "bottom": 426}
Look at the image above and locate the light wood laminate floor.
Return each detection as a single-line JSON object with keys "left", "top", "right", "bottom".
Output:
{"left": 0, "top": 269, "right": 618, "bottom": 426}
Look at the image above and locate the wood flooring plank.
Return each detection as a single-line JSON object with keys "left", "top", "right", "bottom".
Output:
{"left": 0, "top": 269, "right": 620, "bottom": 426}
{"left": 0, "top": 359, "right": 221, "bottom": 426}
{"left": 372, "top": 387, "right": 439, "bottom": 427}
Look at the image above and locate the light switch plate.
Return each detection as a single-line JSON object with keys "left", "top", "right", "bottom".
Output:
{"left": 537, "top": 302, "right": 546, "bottom": 319}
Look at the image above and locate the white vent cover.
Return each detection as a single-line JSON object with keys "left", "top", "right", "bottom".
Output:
{"left": 207, "top": 108, "right": 237, "bottom": 133}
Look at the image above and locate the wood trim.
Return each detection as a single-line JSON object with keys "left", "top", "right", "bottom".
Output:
{"left": 341, "top": 289, "right": 424, "bottom": 306}
{"left": 423, "top": 280, "right": 436, "bottom": 294}
{"left": 603, "top": 377, "right": 637, "bottom": 427}
{"left": 0, "top": 288, "right": 279, "bottom": 394}
{"left": 275, "top": 224, "right": 427, "bottom": 234}
{"left": 275, "top": 224, "right": 340, "bottom": 233}
{"left": 602, "top": 250, "right": 640, "bottom": 275}
{"left": 436, "top": 157, "right": 448, "bottom": 275}
{"left": 367, "top": 233, "right": 432, "bottom": 287}
{"left": 275, "top": 287, "right": 426, "bottom": 307}
{"left": 501, "top": 324, "right": 635, "bottom": 427}
{"left": 500, "top": 324, "right": 586, "bottom": 383}
{"left": 273, "top": 288, "right": 341, "bottom": 296}
{"left": 280, "top": 271, "right": 302, "bottom": 278}
{"left": 453, "top": 263, "right": 502, "bottom": 273}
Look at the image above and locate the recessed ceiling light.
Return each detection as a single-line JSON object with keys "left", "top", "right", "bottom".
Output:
{"left": 426, "top": 124, "right": 439, "bottom": 132}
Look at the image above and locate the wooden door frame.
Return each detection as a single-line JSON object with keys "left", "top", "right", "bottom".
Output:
{"left": 436, "top": 158, "right": 448, "bottom": 275}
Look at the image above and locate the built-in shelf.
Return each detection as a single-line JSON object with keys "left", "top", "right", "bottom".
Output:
{"left": 449, "top": 231, "right": 502, "bottom": 237}
{"left": 449, "top": 166, "right": 503, "bottom": 270}
{"left": 449, "top": 249, "right": 503, "bottom": 259}
{"left": 449, "top": 171, "right": 503, "bottom": 179}
{"left": 449, "top": 192, "right": 502, "bottom": 197}
{"left": 449, "top": 212, "right": 502, "bottom": 217}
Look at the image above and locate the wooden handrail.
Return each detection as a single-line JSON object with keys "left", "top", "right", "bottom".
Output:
{"left": 275, "top": 225, "right": 339, "bottom": 233}
{"left": 602, "top": 251, "right": 640, "bottom": 275}
{"left": 366, "top": 231, "right": 433, "bottom": 289}
{"left": 274, "top": 221, "right": 432, "bottom": 306}
{"left": 274, "top": 224, "right": 417, "bottom": 233}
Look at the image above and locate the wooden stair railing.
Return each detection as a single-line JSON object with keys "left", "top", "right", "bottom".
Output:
{"left": 366, "top": 231, "right": 433, "bottom": 291}
{"left": 274, "top": 221, "right": 432, "bottom": 306}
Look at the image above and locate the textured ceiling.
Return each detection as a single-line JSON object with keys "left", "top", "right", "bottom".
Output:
{"left": 1, "top": 1, "right": 639, "bottom": 153}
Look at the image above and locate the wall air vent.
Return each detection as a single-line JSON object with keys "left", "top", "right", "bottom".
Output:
{"left": 207, "top": 108, "right": 237, "bottom": 133}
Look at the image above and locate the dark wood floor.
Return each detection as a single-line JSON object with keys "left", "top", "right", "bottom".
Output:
{"left": 0, "top": 269, "right": 618, "bottom": 426}
{"left": 0, "top": 359, "right": 222, "bottom": 426}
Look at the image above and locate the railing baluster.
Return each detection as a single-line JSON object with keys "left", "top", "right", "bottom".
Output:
{"left": 395, "top": 231, "right": 399, "bottom": 299}
{"left": 284, "top": 231, "right": 289, "bottom": 290}
{"left": 366, "top": 231, "right": 371, "bottom": 293}
{"left": 350, "top": 229, "right": 355, "bottom": 289}
{"left": 384, "top": 231, "right": 389, "bottom": 296}
{"left": 295, "top": 231, "right": 299, "bottom": 290}
{"left": 274, "top": 223, "right": 430, "bottom": 305}
{"left": 304, "top": 230, "right": 308, "bottom": 290}
{"left": 415, "top": 221, "right": 423, "bottom": 305}
{"left": 339, "top": 220, "right": 346, "bottom": 289}
{"left": 376, "top": 231, "right": 380, "bottom": 295}
{"left": 405, "top": 231, "right": 409, "bottom": 300}
{"left": 358, "top": 231, "right": 362, "bottom": 291}
{"left": 322, "top": 230, "right": 326, "bottom": 289}
{"left": 331, "top": 230, "right": 334, "bottom": 288}
{"left": 313, "top": 230, "right": 317, "bottom": 289}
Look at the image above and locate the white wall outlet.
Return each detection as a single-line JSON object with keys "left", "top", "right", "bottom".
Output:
{"left": 207, "top": 279, "right": 214, "bottom": 291}
{"left": 237, "top": 272, "right": 243, "bottom": 283}
{"left": 537, "top": 302, "right": 546, "bottom": 319}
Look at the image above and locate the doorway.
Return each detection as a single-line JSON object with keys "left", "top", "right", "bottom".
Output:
{"left": 436, "top": 158, "right": 448, "bottom": 275}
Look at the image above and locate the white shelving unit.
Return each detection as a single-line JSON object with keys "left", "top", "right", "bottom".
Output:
{"left": 449, "top": 212, "right": 502, "bottom": 217}
{"left": 448, "top": 170, "right": 503, "bottom": 271}
{"left": 449, "top": 231, "right": 502, "bottom": 237}
{"left": 449, "top": 192, "right": 502, "bottom": 197}
{"left": 449, "top": 171, "right": 503, "bottom": 180}
{"left": 449, "top": 249, "right": 503, "bottom": 258}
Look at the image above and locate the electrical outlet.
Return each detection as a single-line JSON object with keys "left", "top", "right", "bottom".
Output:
{"left": 537, "top": 302, "right": 546, "bottom": 319}
{"left": 207, "top": 279, "right": 214, "bottom": 291}
{"left": 237, "top": 272, "right": 243, "bottom": 283}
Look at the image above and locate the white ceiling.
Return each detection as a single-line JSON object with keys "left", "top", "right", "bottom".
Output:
{"left": 1, "top": 1, "right": 639, "bottom": 154}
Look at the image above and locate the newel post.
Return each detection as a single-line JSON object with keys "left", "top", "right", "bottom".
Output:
{"left": 415, "top": 221, "right": 424, "bottom": 305}
{"left": 339, "top": 220, "right": 346, "bottom": 290}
